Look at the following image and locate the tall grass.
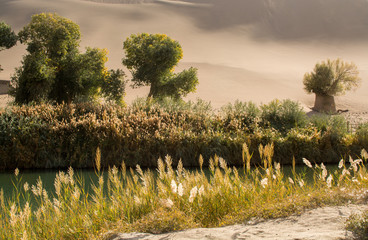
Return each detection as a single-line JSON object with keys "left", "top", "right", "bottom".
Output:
{"left": 1, "top": 144, "right": 368, "bottom": 239}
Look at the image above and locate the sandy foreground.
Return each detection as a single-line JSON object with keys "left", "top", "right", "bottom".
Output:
{"left": 105, "top": 204, "right": 368, "bottom": 240}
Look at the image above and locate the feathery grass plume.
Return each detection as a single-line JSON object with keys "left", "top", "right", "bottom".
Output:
{"left": 23, "top": 182, "right": 29, "bottom": 192}
{"left": 326, "top": 175, "right": 333, "bottom": 188}
{"left": 338, "top": 159, "right": 344, "bottom": 169}
{"left": 165, "top": 155, "right": 174, "bottom": 179}
{"left": 361, "top": 149, "right": 368, "bottom": 160}
{"left": 288, "top": 177, "right": 294, "bottom": 185}
{"left": 259, "top": 144, "right": 265, "bottom": 168}
{"left": 199, "top": 155, "right": 204, "bottom": 172}
{"left": 219, "top": 157, "right": 227, "bottom": 170}
{"left": 242, "top": 143, "right": 252, "bottom": 174}
{"left": 209, "top": 158, "right": 215, "bottom": 174}
{"left": 321, "top": 163, "right": 328, "bottom": 181}
{"left": 0, "top": 188, "right": 4, "bottom": 211}
{"left": 303, "top": 158, "right": 313, "bottom": 168}
{"left": 157, "top": 158, "right": 165, "bottom": 180}
{"left": 177, "top": 183, "right": 184, "bottom": 196}
{"left": 121, "top": 161, "right": 127, "bottom": 180}
{"left": 261, "top": 178, "right": 268, "bottom": 188}
{"left": 95, "top": 147, "right": 101, "bottom": 173}
{"left": 265, "top": 143, "right": 274, "bottom": 170}
{"left": 349, "top": 156, "right": 358, "bottom": 172}
{"left": 177, "top": 160, "right": 184, "bottom": 179}
{"left": 171, "top": 180, "right": 178, "bottom": 194}
{"left": 189, "top": 186, "right": 198, "bottom": 203}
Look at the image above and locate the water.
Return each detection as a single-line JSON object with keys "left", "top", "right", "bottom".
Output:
{"left": 0, "top": 169, "right": 100, "bottom": 202}
{"left": 0, "top": 165, "right": 337, "bottom": 202}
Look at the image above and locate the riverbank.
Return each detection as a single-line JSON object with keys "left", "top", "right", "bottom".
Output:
{"left": 106, "top": 204, "right": 368, "bottom": 240}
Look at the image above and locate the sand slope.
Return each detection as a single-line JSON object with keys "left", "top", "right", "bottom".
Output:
{"left": 0, "top": 0, "right": 368, "bottom": 110}
{"left": 106, "top": 204, "right": 368, "bottom": 240}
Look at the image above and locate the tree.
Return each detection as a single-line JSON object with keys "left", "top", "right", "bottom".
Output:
{"left": 303, "top": 59, "right": 361, "bottom": 113}
{"left": 123, "top": 33, "right": 198, "bottom": 100}
{"left": 0, "top": 21, "right": 17, "bottom": 72}
{"left": 10, "top": 13, "right": 125, "bottom": 105}
{"left": 102, "top": 69, "right": 126, "bottom": 105}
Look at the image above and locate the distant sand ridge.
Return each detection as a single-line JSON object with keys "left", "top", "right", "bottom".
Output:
{"left": 0, "top": 0, "right": 368, "bottom": 110}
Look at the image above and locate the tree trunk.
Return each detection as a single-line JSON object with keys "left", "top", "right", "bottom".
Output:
{"left": 313, "top": 93, "right": 336, "bottom": 113}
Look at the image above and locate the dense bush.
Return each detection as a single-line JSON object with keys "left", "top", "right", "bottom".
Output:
{"left": 356, "top": 123, "right": 368, "bottom": 150}
{"left": 260, "top": 99, "right": 308, "bottom": 132}
{"left": 0, "top": 100, "right": 364, "bottom": 170}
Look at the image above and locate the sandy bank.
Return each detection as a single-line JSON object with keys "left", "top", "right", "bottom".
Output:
{"left": 106, "top": 204, "right": 368, "bottom": 240}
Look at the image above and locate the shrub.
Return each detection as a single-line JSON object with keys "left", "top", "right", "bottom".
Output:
{"left": 260, "top": 99, "right": 308, "bottom": 132}
{"left": 220, "top": 100, "right": 260, "bottom": 132}
{"left": 346, "top": 211, "right": 368, "bottom": 240}
{"left": 310, "top": 114, "right": 348, "bottom": 135}
{"left": 0, "top": 101, "right": 364, "bottom": 170}
{"left": 356, "top": 123, "right": 368, "bottom": 149}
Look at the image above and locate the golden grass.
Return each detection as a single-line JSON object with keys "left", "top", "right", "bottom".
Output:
{"left": 1, "top": 143, "right": 368, "bottom": 239}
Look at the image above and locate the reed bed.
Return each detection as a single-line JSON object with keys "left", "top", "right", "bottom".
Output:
{"left": 0, "top": 99, "right": 367, "bottom": 170}
{"left": 1, "top": 144, "right": 368, "bottom": 239}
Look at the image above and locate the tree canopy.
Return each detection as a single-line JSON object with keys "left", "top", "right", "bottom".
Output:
{"left": 303, "top": 58, "right": 361, "bottom": 113}
{"left": 0, "top": 21, "right": 17, "bottom": 51}
{"left": 0, "top": 21, "right": 17, "bottom": 71}
{"left": 123, "top": 33, "right": 198, "bottom": 100}
{"left": 10, "top": 13, "right": 125, "bottom": 105}
{"left": 303, "top": 59, "right": 361, "bottom": 96}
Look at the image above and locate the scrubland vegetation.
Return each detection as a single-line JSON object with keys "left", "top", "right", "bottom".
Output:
{"left": 1, "top": 144, "right": 368, "bottom": 239}
{"left": 0, "top": 98, "right": 367, "bottom": 170}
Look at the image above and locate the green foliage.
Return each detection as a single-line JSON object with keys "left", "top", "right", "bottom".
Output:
{"left": 260, "top": 99, "right": 308, "bottom": 132}
{"left": 17, "top": 13, "right": 80, "bottom": 58}
{"left": 131, "top": 97, "right": 212, "bottom": 116}
{"left": 10, "top": 52, "right": 55, "bottom": 104}
{"left": 309, "top": 114, "right": 348, "bottom": 135}
{"left": 102, "top": 69, "right": 126, "bottom": 105}
{"left": 0, "top": 21, "right": 17, "bottom": 51}
{"left": 303, "top": 58, "right": 361, "bottom": 96}
{"left": 0, "top": 21, "right": 17, "bottom": 72}
{"left": 10, "top": 13, "right": 125, "bottom": 105}
{"left": 346, "top": 211, "right": 368, "bottom": 240}
{"left": 123, "top": 33, "right": 198, "bottom": 100}
{"left": 0, "top": 99, "right": 364, "bottom": 170}
{"left": 220, "top": 100, "right": 260, "bottom": 131}
{"left": 356, "top": 123, "right": 368, "bottom": 148}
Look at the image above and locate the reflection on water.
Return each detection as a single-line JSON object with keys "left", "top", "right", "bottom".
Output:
{"left": 0, "top": 169, "right": 99, "bottom": 201}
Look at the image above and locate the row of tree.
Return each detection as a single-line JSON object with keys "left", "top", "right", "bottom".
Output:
{"left": 0, "top": 13, "right": 199, "bottom": 105}
{"left": 0, "top": 13, "right": 362, "bottom": 113}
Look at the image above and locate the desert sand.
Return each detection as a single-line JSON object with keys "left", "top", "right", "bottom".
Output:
{"left": 1, "top": 0, "right": 368, "bottom": 111}
{"left": 1, "top": 1, "right": 368, "bottom": 238}
{"left": 106, "top": 204, "right": 368, "bottom": 240}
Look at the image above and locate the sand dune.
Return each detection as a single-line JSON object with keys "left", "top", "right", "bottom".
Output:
{"left": 0, "top": 0, "right": 368, "bottom": 111}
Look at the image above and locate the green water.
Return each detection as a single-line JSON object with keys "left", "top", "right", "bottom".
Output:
{"left": 0, "top": 169, "right": 100, "bottom": 201}
{"left": 0, "top": 165, "right": 337, "bottom": 202}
